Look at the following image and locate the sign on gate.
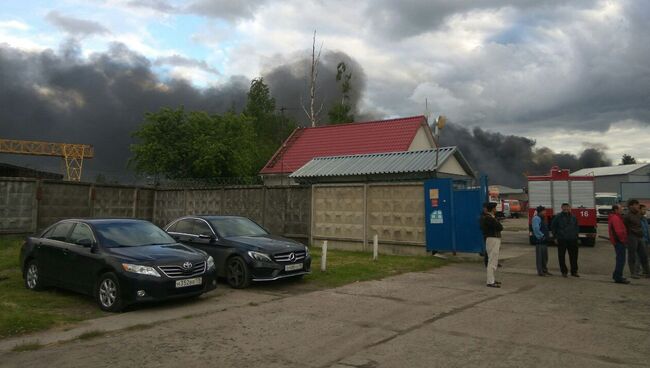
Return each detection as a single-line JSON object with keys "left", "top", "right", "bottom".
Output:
{"left": 424, "top": 177, "right": 487, "bottom": 254}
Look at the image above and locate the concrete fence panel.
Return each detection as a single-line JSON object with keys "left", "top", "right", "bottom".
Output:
{"left": 93, "top": 185, "right": 137, "bottom": 218}
{"left": 223, "top": 187, "right": 265, "bottom": 224}
{"left": 185, "top": 189, "right": 223, "bottom": 216}
{"left": 38, "top": 181, "right": 91, "bottom": 229}
{"left": 136, "top": 189, "right": 155, "bottom": 221}
{"left": 367, "top": 183, "right": 425, "bottom": 246}
{"left": 312, "top": 185, "right": 365, "bottom": 249}
{"left": 284, "top": 187, "right": 310, "bottom": 239}
{"left": 264, "top": 187, "right": 287, "bottom": 235}
{"left": 152, "top": 190, "right": 185, "bottom": 226}
{"left": 0, "top": 178, "right": 38, "bottom": 233}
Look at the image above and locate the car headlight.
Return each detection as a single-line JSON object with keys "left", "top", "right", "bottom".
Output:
{"left": 122, "top": 263, "right": 161, "bottom": 277}
{"left": 207, "top": 256, "right": 215, "bottom": 270}
{"left": 247, "top": 251, "right": 273, "bottom": 262}
{"left": 305, "top": 246, "right": 310, "bottom": 256}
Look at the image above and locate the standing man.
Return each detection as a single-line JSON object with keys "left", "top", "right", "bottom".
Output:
{"left": 480, "top": 202, "right": 503, "bottom": 288}
{"left": 623, "top": 199, "right": 649, "bottom": 279}
{"left": 609, "top": 205, "right": 630, "bottom": 284}
{"left": 551, "top": 203, "right": 580, "bottom": 277}
{"left": 532, "top": 206, "right": 551, "bottom": 276}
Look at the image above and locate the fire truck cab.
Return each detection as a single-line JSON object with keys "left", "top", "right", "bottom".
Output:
{"left": 527, "top": 167, "right": 597, "bottom": 246}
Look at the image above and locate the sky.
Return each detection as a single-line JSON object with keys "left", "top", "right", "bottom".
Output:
{"left": 1, "top": 0, "right": 649, "bottom": 181}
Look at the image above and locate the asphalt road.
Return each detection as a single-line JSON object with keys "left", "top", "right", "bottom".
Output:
{"left": 2, "top": 226, "right": 649, "bottom": 368}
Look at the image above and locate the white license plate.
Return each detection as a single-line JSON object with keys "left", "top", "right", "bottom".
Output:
{"left": 285, "top": 263, "right": 303, "bottom": 272}
{"left": 175, "top": 277, "right": 202, "bottom": 288}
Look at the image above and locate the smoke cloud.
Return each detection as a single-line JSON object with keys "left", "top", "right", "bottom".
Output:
{"left": 441, "top": 123, "right": 611, "bottom": 187}
{"left": 262, "top": 50, "right": 367, "bottom": 126}
{"left": 0, "top": 41, "right": 367, "bottom": 181}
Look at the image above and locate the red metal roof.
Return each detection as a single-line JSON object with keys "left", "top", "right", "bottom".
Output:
{"left": 260, "top": 116, "right": 428, "bottom": 174}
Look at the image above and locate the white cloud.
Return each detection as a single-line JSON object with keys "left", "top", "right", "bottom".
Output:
{"left": 0, "top": 20, "right": 31, "bottom": 31}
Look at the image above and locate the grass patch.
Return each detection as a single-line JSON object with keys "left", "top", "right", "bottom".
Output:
{"left": 304, "top": 248, "right": 447, "bottom": 288}
{"left": 0, "top": 236, "right": 105, "bottom": 339}
{"left": 76, "top": 330, "right": 106, "bottom": 340}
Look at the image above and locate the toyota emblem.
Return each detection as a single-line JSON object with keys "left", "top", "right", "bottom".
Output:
{"left": 288, "top": 253, "right": 296, "bottom": 262}
{"left": 182, "top": 261, "right": 193, "bottom": 270}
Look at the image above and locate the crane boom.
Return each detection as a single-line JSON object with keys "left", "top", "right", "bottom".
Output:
{"left": 0, "top": 139, "right": 94, "bottom": 181}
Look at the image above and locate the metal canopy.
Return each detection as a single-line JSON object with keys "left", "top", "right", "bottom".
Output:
{"left": 290, "top": 147, "right": 471, "bottom": 179}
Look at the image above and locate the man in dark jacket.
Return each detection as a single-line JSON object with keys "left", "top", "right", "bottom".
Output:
{"left": 551, "top": 203, "right": 580, "bottom": 277}
{"left": 480, "top": 202, "right": 504, "bottom": 288}
{"left": 623, "top": 199, "right": 649, "bottom": 279}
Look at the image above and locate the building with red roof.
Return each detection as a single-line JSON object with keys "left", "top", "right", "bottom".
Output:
{"left": 260, "top": 115, "right": 473, "bottom": 185}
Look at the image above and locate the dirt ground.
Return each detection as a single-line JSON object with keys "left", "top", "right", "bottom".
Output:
{"left": 2, "top": 225, "right": 649, "bottom": 368}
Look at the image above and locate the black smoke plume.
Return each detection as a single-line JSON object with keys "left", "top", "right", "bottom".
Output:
{"left": 440, "top": 123, "right": 611, "bottom": 187}
{"left": 0, "top": 42, "right": 366, "bottom": 181}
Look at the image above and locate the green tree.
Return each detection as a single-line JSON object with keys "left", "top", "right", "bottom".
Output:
{"left": 621, "top": 154, "right": 637, "bottom": 165}
{"left": 243, "top": 78, "right": 296, "bottom": 170}
{"left": 129, "top": 108, "right": 258, "bottom": 179}
{"left": 328, "top": 62, "right": 354, "bottom": 124}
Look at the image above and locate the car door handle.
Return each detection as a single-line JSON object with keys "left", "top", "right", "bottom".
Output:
{"left": 62, "top": 248, "right": 69, "bottom": 255}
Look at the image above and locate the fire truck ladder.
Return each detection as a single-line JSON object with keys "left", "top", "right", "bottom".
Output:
{"left": 0, "top": 139, "right": 95, "bottom": 181}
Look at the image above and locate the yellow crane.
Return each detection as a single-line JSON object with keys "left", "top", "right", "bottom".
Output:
{"left": 0, "top": 139, "right": 94, "bottom": 181}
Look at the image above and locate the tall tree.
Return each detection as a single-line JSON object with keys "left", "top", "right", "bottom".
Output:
{"left": 328, "top": 61, "right": 354, "bottom": 124}
{"left": 621, "top": 154, "right": 637, "bottom": 165}
{"left": 243, "top": 78, "right": 297, "bottom": 170}
{"left": 302, "top": 30, "right": 323, "bottom": 127}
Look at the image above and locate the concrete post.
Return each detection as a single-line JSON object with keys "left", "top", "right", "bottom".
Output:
{"left": 373, "top": 234, "right": 378, "bottom": 261}
{"left": 321, "top": 240, "right": 328, "bottom": 272}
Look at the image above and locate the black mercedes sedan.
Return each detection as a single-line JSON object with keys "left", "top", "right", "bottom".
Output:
{"left": 164, "top": 216, "right": 311, "bottom": 288}
{"left": 20, "top": 219, "right": 217, "bottom": 312}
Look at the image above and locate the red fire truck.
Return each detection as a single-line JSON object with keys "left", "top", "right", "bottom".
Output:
{"left": 527, "top": 167, "right": 597, "bottom": 246}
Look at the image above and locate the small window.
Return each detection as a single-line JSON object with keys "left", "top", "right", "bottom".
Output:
{"left": 174, "top": 220, "right": 194, "bottom": 234}
{"left": 69, "top": 223, "right": 95, "bottom": 245}
{"left": 193, "top": 220, "right": 213, "bottom": 236}
{"left": 46, "top": 222, "right": 74, "bottom": 242}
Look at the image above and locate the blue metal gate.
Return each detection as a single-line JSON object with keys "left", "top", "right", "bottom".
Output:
{"left": 424, "top": 177, "right": 488, "bottom": 254}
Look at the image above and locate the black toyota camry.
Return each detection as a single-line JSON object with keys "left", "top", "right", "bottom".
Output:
{"left": 164, "top": 216, "right": 311, "bottom": 288}
{"left": 20, "top": 219, "right": 217, "bottom": 312}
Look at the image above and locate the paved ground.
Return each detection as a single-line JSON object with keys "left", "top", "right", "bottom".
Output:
{"left": 2, "top": 226, "right": 650, "bottom": 368}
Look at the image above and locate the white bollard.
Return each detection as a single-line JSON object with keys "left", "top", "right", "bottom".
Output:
{"left": 321, "top": 240, "right": 328, "bottom": 272}
{"left": 373, "top": 234, "right": 378, "bottom": 261}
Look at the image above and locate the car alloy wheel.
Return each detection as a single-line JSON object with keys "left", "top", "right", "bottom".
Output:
{"left": 96, "top": 273, "right": 123, "bottom": 312}
{"left": 99, "top": 278, "right": 117, "bottom": 308}
{"left": 25, "top": 262, "right": 40, "bottom": 290}
{"left": 227, "top": 257, "right": 250, "bottom": 289}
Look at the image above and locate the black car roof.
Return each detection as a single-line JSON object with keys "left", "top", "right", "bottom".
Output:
{"left": 61, "top": 218, "right": 152, "bottom": 224}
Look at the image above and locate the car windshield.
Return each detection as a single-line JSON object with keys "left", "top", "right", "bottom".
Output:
{"left": 209, "top": 217, "right": 268, "bottom": 238}
{"left": 596, "top": 197, "right": 618, "bottom": 206}
{"left": 94, "top": 221, "right": 176, "bottom": 247}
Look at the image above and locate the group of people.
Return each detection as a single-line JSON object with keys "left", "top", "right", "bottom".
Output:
{"left": 608, "top": 200, "right": 650, "bottom": 284}
{"left": 479, "top": 199, "right": 650, "bottom": 288}
{"left": 531, "top": 203, "right": 580, "bottom": 278}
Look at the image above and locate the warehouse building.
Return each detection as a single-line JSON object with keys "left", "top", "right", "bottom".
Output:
{"left": 571, "top": 163, "right": 650, "bottom": 193}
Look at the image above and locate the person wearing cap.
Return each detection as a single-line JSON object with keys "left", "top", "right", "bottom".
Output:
{"left": 532, "top": 206, "right": 551, "bottom": 276}
{"left": 480, "top": 202, "right": 503, "bottom": 288}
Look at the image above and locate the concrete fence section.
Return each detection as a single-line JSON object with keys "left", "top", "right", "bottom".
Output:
{"left": 311, "top": 182, "right": 426, "bottom": 255}
{"left": 1, "top": 177, "right": 427, "bottom": 253}
{"left": 0, "top": 178, "right": 311, "bottom": 244}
